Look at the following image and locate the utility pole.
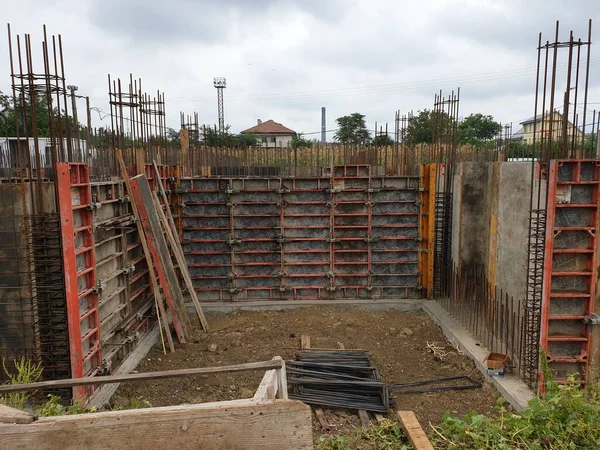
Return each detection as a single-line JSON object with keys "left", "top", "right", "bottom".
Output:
{"left": 67, "top": 85, "right": 80, "bottom": 155}
{"left": 213, "top": 77, "right": 226, "bottom": 134}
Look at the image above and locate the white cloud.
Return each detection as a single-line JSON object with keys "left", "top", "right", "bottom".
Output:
{"left": 1, "top": 0, "right": 598, "bottom": 138}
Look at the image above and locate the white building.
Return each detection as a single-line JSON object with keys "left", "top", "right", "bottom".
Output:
{"left": 241, "top": 119, "right": 296, "bottom": 148}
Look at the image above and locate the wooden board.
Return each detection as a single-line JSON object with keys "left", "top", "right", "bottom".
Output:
{"left": 130, "top": 174, "right": 191, "bottom": 340}
{"left": 151, "top": 190, "right": 209, "bottom": 332}
{"left": 0, "top": 360, "right": 283, "bottom": 394}
{"left": 396, "top": 410, "right": 435, "bottom": 450}
{"left": 0, "top": 400, "right": 313, "bottom": 450}
{"left": 0, "top": 405, "right": 34, "bottom": 424}
{"left": 116, "top": 150, "right": 175, "bottom": 352}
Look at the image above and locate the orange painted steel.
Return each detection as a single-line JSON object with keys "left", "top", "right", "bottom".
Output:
{"left": 540, "top": 160, "right": 600, "bottom": 389}
{"left": 57, "top": 162, "right": 101, "bottom": 401}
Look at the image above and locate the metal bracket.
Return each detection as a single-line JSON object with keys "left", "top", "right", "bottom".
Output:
{"left": 86, "top": 202, "right": 102, "bottom": 211}
{"left": 329, "top": 188, "right": 342, "bottom": 193}
{"left": 117, "top": 196, "right": 130, "bottom": 204}
{"left": 415, "top": 237, "right": 425, "bottom": 242}
{"left": 226, "top": 189, "right": 238, "bottom": 194}
{"left": 329, "top": 238, "right": 338, "bottom": 243}
{"left": 120, "top": 264, "right": 136, "bottom": 275}
{"left": 326, "top": 286, "right": 337, "bottom": 292}
{"left": 92, "top": 281, "right": 106, "bottom": 294}
{"left": 276, "top": 188, "right": 290, "bottom": 194}
{"left": 367, "top": 188, "right": 380, "bottom": 193}
{"left": 583, "top": 314, "right": 600, "bottom": 325}
{"left": 228, "top": 238, "right": 241, "bottom": 245}
{"left": 364, "top": 237, "right": 379, "bottom": 243}
{"left": 414, "top": 200, "right": 422, "bottom": 206}
{"left": 278, "top": 237, "right": 286, "bottom": 243}
{"left": 229, "top": 288, "right": 240, "bottom": 294}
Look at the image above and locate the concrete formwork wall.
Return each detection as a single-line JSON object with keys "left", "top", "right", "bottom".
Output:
{"left": 181, "top": 173, "right": 421, "bottom": 302}
{"left": 452, "top": 162, "right": 537, "bottom": 302}
{"left": 89, "top": 180, "right": 154, "bottom": 375}
{"left": 0, "top": 183, "right": 35, "bottom": 374}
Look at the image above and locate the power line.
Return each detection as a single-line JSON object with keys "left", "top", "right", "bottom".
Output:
{"left": 167, "top": 58, "right": 600, "bottom": 103}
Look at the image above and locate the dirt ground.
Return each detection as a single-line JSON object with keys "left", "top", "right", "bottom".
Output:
{"left": 116, "top": 307, "right": 500, "bottom": 436}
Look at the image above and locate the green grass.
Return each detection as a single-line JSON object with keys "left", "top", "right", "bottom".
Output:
{"left": 430, "top": 376, "right": 600, "bottom": 449}
{"left": 316, "top": 419, "right": 412, "bottom": 450}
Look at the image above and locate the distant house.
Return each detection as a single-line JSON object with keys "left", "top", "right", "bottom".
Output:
{"left": 241, "top": 119, "right": 296, "bottom": 148}
{"left": 512, "top": 111, "right": 584, "bottom": 144}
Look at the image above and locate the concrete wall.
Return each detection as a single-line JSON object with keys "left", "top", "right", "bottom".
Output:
{"left": 452, "top": 162, "right": 540, "bottom": 301}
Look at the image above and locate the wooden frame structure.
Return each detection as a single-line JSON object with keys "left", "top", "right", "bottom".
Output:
{"left": 0, "top": 357, "right": 312, "bottom": 450}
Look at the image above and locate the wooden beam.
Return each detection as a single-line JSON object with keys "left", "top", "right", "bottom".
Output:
{"left": 253, "top": 369, "right": 278, "bottom": 401}
{"left": 396, "top": 411, "right": 435, "bottom": 450}
{"left": 358, "top": 409, "right": 371, "bottom": 429}
{"left": 300, "top": 335, "right": 311, "bottom": 350}
{"left": 151, "top": 190, "right": 209, "bottom": 332}
{"left": 0, "top": 360, "right": 284, "bottom": 394}
{"left": 0, "top": 400, "right": 313, "bottom": 450}
{"left": 130, "top": 174, "right": 191, "bottom": 341}
{"left": 116, "top": 149, "right": 175, "bottom": 353}
{"left": 0, "top": 405, "right": 34, "bottom": 424}
{"left": 86, "top": 326, "right": 160, "bottom": 410}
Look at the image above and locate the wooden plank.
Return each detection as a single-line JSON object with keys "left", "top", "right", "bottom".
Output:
{"left": 374, "top": 413, "right": 386, "bottom": 423}
{"left": 314, "top": 408, "right": 330, "bottom": 431}
{"left": 0, "top": 400, "right": 313, "bottom": 450}
{"left": 0, "top": 360, "right": 284, "bottom": 394}
{"left": 300, "top": 335, "right": 311, "bottom": 350}
{"left": 358, "top": 409, "right": 371, "bottom": 429}
{"left": 396, "top": 411, "right": 435, "bottom": 450}
{"left": 253, "top": 370, "right": 278, "bottom": 401}
{"left": 274, "top": 356, "right": 288, "bottom": 400}
{"left": 0, "top": 405, "right": 34, "bottom": 424}
{"left": 151, "top": 190, "right": 209, "bottom": 332}
{"left": 86, "top": 326, "right": 160, "bottom": 409}
{"left": 116, "top": 149, "right": 175, "bottom": 353}
{"left": 130, "top": 174, "right": 191, "bottom": 341}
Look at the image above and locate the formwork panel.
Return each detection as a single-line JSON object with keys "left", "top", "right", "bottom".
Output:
{"left": 181, "top": 168, "right": 421, "bottom": 301}
{"left": 541, "top": 160, "right": 600, "bottom": 387}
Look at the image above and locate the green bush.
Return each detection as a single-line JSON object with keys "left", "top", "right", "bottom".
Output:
{"left": 0, "top": 357, "right": 43, "bottom": 409}
{"left": 431, "top": 375, "right": 600, "bottom": 449}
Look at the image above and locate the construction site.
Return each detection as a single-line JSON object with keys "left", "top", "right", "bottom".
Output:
{"left": 0, "top": 15, "right": 599, "bottom": 450}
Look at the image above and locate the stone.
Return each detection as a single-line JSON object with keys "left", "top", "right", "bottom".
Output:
{"left": 207, "top": 343, "right": 218, "bottom": 352}
{"left": 401, "top": 327, "right": 413, "bottom": 336}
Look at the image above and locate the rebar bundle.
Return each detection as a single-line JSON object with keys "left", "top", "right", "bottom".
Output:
{"left": 287, "top": 350, "right": 393, "bottom": 413}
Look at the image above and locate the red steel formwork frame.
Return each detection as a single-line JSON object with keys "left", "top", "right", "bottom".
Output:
{"left": 57, "top": 163, "right": 101, "bottom": 401}
{"left": 541, "top": 160, "right": 600, "bottom": 388}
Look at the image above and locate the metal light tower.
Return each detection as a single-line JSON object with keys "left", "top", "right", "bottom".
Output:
{"left": 213, "top": 77, "right": 226, "bottom": 134}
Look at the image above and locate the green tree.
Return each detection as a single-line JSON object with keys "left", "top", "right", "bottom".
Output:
{"left": 458, "top": 113, "right": 502, "bottom": 146}
{"left": 334, "top": 113, "right": 371, "bottom": 145}
{"left": 404, "top": 109, "right": 456, "bottom": 145}
{"left": 291, "top": 134, "right": 311, "bottom": 149}
{"left": 373, "top": 134, "right": 394, "bottom": 147}
{"left": 0, "top": 89, "right": 68, "bottom": 138}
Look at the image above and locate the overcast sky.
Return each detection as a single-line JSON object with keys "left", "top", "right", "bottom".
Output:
{"left": 2, "top": 0, "right": 599, "bottom": 138}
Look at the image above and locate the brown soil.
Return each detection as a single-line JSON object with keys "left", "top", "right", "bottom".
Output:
{"left": 116, "top": 307, "right": 499, "bottom": 437}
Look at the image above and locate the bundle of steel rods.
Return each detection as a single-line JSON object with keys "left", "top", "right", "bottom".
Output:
{"left": 287, "top": 350, "right": 393, "bottom": 412}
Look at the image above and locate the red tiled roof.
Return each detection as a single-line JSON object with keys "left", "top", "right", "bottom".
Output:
{"left": 241, "top": 120, "right": 296, "bottom": 135}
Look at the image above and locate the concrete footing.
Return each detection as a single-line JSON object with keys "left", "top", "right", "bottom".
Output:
{"left": 422, "top": 301, "right": 535, "bottom": 411}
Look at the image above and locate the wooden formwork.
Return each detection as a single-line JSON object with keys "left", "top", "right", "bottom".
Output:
{"left": 0, "top": 358, "right": 312, "bottom": 450}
